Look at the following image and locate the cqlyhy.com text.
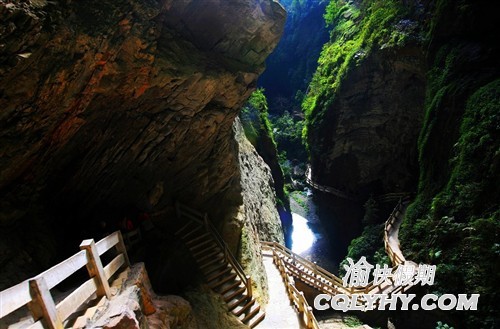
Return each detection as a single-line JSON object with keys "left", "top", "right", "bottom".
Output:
{"left": 314, "top": 293, "right": 480, "bottom": 311}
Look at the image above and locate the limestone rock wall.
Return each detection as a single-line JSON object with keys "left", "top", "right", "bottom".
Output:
{"left": 309, "top": 46, "right": 425, "bottom": 200}
{"left": 222, "top": 118, "right": 285, "bottom": 304}
{"left": 0, "top": 0, "right": 285, "bottom": 289}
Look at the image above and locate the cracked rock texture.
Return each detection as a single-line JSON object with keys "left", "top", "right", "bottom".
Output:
{"left": 0, "top": 0, "right": 285, "bottom": 290}
{"left": 222, "top": 118, "right": 284, "bottom": 304}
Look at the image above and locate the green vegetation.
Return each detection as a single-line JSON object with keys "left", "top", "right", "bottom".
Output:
{"left": 270, "top": 111, "right": 307, "bottom": 162}
{"left": 302, "top": 0, "right": 411, "bottom": 146}
{"left": 339, "top": 223, "right": 389, "bottom": 277}
{"left": 297, "top": 0, "right": 497, "bottom": 327}
{"left": 415, "top": 45, "right": 461, "bottom": 198}
{"left": 272, "top": 111, "right": 303, "bottom": 149}
{"left": 240, "top": 89, "right": 296, "bottom": 184}
{"left": 241, "top": 89, "right": 308, "bottom": 190}
{"left": 339, "top": 198, "right": 389, "bottom": 275}
{"left": 289, "top": 190, "right": 309, "bottom": 213}
{"left": 436, "top": 321, "right": 454, "bottom": 329}
{"left": 344, "top": 315, "right": 363, "bottom": 327}
{"left": 240, "top": 88, "right": 276, "bottom": 148}
{"left": 240, "top": 88, "right": 291, "bottom": 210}
{"left": 400, "top": 76, "right": 500, "bottom": 328}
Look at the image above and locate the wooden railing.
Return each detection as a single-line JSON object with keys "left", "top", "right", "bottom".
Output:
{"left": 262, "top": 241, "right": 353, "bottom": 296}
{"left": 263, "top": 244, "right": 320, "bottom": 329}
{"left": 261, "top": 199, "right": 416, "bottom": 301}
{"left": 306, "top": 167, "right": 412, "bottom": 204}
{"left": 305, "top": 167, "right": 355, "bottom": 200}
{"left": 0, "top": 231, "right": 130, "bottom": 329}
{"left": 376, "top": 192, "right": 411, "bottom": 204}
{"left": 383, "top": 198, "right": 409, "bottom": 266}
{"left": 175, "top": 202, "right": 252, "bottom": 298}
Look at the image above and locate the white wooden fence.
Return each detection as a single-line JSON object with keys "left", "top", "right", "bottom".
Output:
{"left": 0, "top": 231, "right": 130, "bottom": 329}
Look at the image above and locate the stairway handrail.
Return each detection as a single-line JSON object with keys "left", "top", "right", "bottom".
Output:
{"left": 270, "top": 248, "right": 321, "bottom": 329}
{"left": 262, "top": 242, "right": 359, "bottom": 296}
{"left": 0, "top": 231, "right": 130, "bottom": 328}
{"left": 175, "top": 202, "right": 252, "bottom": 298}
{"left": 202, "top": 214, "right": 253, "bottom": 298}
{"left": 261, "top": 198, "right": 418, "bottom": 310}
{"left": 262, "top": 241, "right": 345, "bottom": 286}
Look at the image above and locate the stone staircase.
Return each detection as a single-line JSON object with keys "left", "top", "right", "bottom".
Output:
{"left": 175, "top": 203, "right": 265, "bottom": 328}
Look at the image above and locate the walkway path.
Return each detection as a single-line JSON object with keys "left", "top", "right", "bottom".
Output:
{"left": 384, "top": 201, "right": 408, "bottom": 265}
{"left": 258, "top": 251, "right": 305, "bottom": 329}
{"left": 305, "top": 167, "right": 355, "bottom": 200}
{"left": 261, "top": 198, "right": 422, "bottom": 320}
{"left": 305, "top": 166, "right": 411, "bottom": 203}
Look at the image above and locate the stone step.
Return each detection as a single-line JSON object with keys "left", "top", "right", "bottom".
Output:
{"left": 197, "top": 249, "right": 221, "bottom": 263}
{"left": 189, "top": 238, "right": 214, "bottom": 251}
{"left": 193, "top": 244, "right": 218, "bottom": 258}
{"left": 203, "top": 262, "right": 229, "bottom": 277}
{"left": 185, "top": 232, "right": 210, "bottom": 246}
{"left": 175, "top": 220, "right": 194, "bottom": 236}
{"left": 181, "top": 226, "right": 203, "bottom": 240}
{"left": 199, "top": 254, "right": 225, "bottom": 270}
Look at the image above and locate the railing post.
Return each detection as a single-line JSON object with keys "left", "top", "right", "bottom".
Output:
{"left": 307, "top": 306, "right": 314, "bottom": 328}
{"left": 246, "top": 276, "right": 252, "bottom": 298}
{"left": 298, "top": 291, "right": 305, "bottom": 312}
{"left": 28, "top": 277, "right": 63, "bottom": 329}
{"left": 115, "top": 231, "right": 131, "bottom": 267}
{"left": 80, "top": 239, "right": 112, "bottom": 299}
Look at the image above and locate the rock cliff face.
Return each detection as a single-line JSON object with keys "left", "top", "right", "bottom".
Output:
{"left": 224, "top": 118, "right": 285, "bottom": 303}
{"left": 0, "top": 0, "right": 286, "bottom": 290}
{"left": 303, "top": 2, "right": 427, "bottom": 204}
{"left": 304, "top": 0, "right": 498, "bottom": 327}
{"left": 309, "top": 45, "right": 425, "bottom": 198}
{"left": 399, "top": 0, "right": 499, "bottom": 327}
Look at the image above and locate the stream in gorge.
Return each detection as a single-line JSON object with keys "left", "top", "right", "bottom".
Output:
{"left": 287, "top": 188, "right": 340, "bottom": 274}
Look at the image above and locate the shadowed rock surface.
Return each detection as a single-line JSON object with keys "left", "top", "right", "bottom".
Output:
{"left": 309, "top": 45, "right": 425, "bottom": 199}
{"left": 0, "top": 0, "right": 286, "bottom": 293}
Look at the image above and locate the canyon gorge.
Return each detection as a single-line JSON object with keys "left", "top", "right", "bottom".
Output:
{"left": 1, "top": 0, "right": 498, "bottom": 329}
